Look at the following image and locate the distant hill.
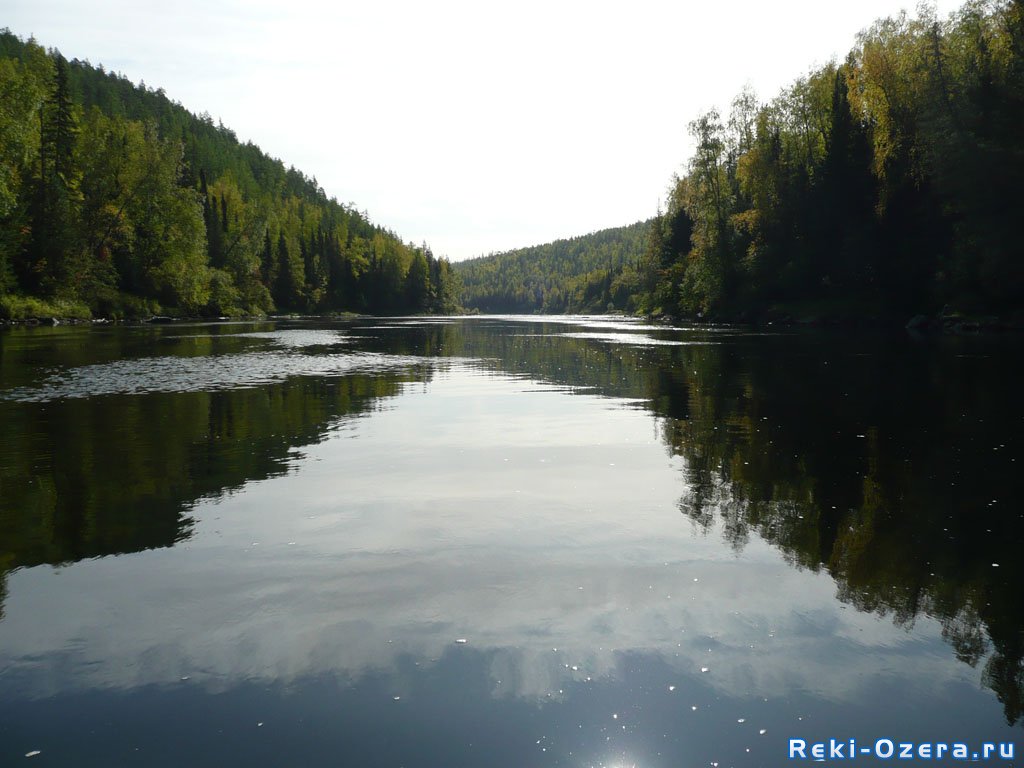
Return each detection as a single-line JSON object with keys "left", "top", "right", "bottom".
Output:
{"left": 454, "top": 220, "right": 651, "bottom": 314}
{"left": 466, "top": 1, "right": 1024, "bottom": 324}
{"left": 0, "top": 30, "right": 460, "bottom": 319}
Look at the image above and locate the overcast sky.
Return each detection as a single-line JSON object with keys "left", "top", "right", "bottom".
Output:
{"left": 4, "top": 0, "right": 960, "bottom": 260}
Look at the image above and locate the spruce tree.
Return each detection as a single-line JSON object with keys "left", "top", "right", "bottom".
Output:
{"left": 273, "top": 232, "right": 295, "bottom": 310}
{"left": 23, "top": 53, "right": 80, "bottom": 294}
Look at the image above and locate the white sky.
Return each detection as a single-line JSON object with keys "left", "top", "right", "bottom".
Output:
{"left": 4, "top": 0, "right": 960, "bottom": 260}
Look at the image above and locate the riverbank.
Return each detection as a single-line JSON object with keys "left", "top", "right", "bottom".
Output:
{"left": 0, "top": 309, "right": 454, "bottom": 328}
{"left": 649, "top": 298, "right": 1024, "bottom": 334}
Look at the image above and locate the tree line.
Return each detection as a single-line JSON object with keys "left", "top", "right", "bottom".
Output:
{"left": 0, "top": 31, "right": 461, "bottom": 319}
{"left": 458, "top": 1, "right": 1024, "bottom": 323}
{"left": 639, "top": 0, "right": 1024, "bottom": 322}
{"left": 454, "top": 221, "right": 650, "bottom": 313}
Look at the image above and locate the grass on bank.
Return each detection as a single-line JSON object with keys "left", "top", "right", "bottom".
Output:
{"left": 0, "top": 294, "right": 93, "bottom": 321}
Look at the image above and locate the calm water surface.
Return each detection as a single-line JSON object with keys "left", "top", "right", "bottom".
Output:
{"left": 1, "top": 316, "right": 1022, "bottom": 766}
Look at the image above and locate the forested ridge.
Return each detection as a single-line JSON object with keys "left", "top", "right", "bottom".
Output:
{"left": 4, "top": 0, "right": 1022, "bottom": 325}
{"left": 0, "top": 31, "right": 460, "bottom": 320}
{"left": 461, "top": 0, "right": 1024, "bottom": 324}
{"left": 455, "top": 220, "right": 650, "bottom": 314}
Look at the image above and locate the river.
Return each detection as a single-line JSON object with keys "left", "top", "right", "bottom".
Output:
{"left": 1, "top": 316, "right": 1021, "bottom": 766}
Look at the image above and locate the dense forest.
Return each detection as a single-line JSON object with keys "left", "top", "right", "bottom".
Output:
{"left": 454, "top": 221, "right": 649, "bottom": 314}
{"left": 0, "top": 31, "right": 460, "bottom": 320}
{"left": 4, "top": 0, "right": 1022, "bottom": 324}
{"left": 642, "top": 0, "right": 1024, "bottom": 323}
{"left": 460, "top": 0, "right": 1024, "bottom": 323}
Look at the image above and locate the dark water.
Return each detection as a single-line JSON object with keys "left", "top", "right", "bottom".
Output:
{"left": 1, "top": 316, "right": 1021, "bottom": 766}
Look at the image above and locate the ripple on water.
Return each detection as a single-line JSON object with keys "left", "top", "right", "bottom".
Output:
{"left": 550, "top": 332, "right": 713, "bottom": 347}
{"left": 0, "top": 350, "right": 426, "bottom": 402}
{"left": 225, "top": 329, "right": 353, "bottom": 348}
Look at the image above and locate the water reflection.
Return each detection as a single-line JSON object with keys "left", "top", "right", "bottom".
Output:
{"left": 654, "top": 335, "right": 1024, "bottom": 726}
{"left": 0, "top": 327, "right": 436, "bottom": 619}
{"left": 1, "top": 318, "right": 1021, "bottom": 765}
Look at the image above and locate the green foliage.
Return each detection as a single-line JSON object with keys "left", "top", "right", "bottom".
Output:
{"left": 455, "top": 221, "right": 651, "bottom": 313}
{"left": 643, "top": 1, "right": 1024, "bottom": 320}
{"left": 405, "top": 250, "right": 430, "bottom": 312}
{"left": 0, "top": 293, "right": 91, "bottom": 320}
{"left": 460, "top": 2, "right": 1023, "bottom": 321}
{"left": 0, "top": 29, "right": 460, "bottom": 316}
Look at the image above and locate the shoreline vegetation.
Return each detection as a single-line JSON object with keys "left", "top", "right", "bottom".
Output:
{"left": 455, "top": 1, "right": 1024, "bottom": 331}
{"left": 4, "top": 1, "right": 1023, "bottom": 334}
{"left": 0, "top": 31, "right": 462, "bottom": 324}
{"left": 6, "top": 306, "right": 1020, "bottom": 335}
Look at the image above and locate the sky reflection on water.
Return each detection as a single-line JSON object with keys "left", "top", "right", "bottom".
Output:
{"left": 1, "top": 317, "right": 1021, "bottom": 766}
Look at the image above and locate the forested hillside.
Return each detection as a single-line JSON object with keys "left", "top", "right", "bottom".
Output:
{"left": 6, "top": 0, "right": 1022, "bottom": 325}
{"left": 458, "top": 1, "right": 1023, "bottom": 324}
{"left": 455, "top": 221, "right": 650, "bottom": 313}
{"left": 638, "top": 0, "right": 1024, "bottom": 323}
{"left": 0, "top": 31, "right": 460, "bottom": 319}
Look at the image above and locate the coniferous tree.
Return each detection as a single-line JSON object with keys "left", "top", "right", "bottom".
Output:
{"left": 2, "top": 31, "right": 454, "bottom": 318}
{"left": 260, "top": 229, "right": 273, "bottom": 286}
{"left": 405, "top": 250, "right": 429, "bottom": 312}
{"left": 23, "top": 53, "right": 80, "bottom": 294}
{"left": 812, "top": 67, "right": 879, "bottom": 294}
{"left": 273, "top": 232, "right": 296, "bottom": 310}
